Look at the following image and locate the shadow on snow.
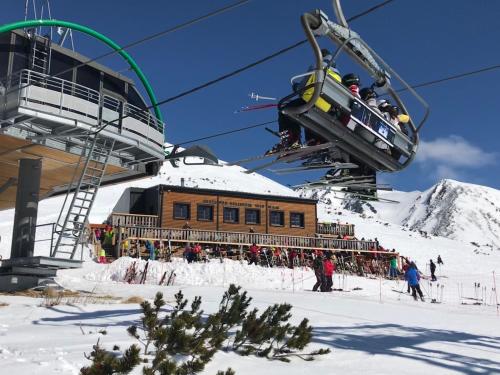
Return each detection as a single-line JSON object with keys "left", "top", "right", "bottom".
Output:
{"left": 313, "top": 323, "right": 500, "bottom": 374}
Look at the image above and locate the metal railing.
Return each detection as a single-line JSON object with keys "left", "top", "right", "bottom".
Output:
{"left": 316, "top": 222, "right": 355, "bottom": 237}
{"left": 110, "top": 213, "right": 158, "bottom": 227}
{"left": 120, "top": 226, "right": 377, "bottom": 251}
{"left": 3, "top": 69, "right": 164, "bottom": 134}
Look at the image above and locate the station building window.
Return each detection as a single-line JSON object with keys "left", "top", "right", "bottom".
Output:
{"left": 197, "top": 204, "right": 214, "bottom": 222}
{"left": 173, "top": 203, "right": 190, "bottom": 220}
{"left": 290, "top": 212, "right": 305, "bottom": 228}
{"left": 269, "top": 211, "right": 284, "bottom": 227}
{"left": 245, "top": 209, "right": 260, "bottom": 225}
{"left": 223, "top": 207, "right": 239, "bottom": 224}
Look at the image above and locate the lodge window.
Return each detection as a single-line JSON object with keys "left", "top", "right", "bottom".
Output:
{"left": 290, "top": 212, "right": 305, "bottom": 228}
{"left": 223, "top": 207, "right": 239, "bottom": 224}
{"left": 197, "top": 204, "right": 214, "bottom": 221}
{"left": 269, "top": 210, "right": 284, "bottom": 227}
{"left": 173, "top": 203, "right": 190, "bottom": 220}
{"left": 245, "top": 209, "right": 260, "bottom": 225}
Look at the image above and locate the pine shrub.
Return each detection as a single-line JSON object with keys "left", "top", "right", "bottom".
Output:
{"left": 80, "top": 284, "right": 329, "bottom": 375}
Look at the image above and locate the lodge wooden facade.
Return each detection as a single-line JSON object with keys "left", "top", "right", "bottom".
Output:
{"left": 161, "top": 186, "right": 317, "bottom": 236}
{"left": 116, "top": 185, "right": 318, "bottom": 236}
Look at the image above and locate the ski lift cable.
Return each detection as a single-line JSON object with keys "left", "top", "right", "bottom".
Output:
{"left": 396, "top": 63, "right": 500, "bottom": 92}
{"left": 152, "top": 0, "right": 396, "bottom": 108}
{"left": 62, "top": 0, "right": 395, "bottom": 140}
{"left": 90, "top": 0, "right": 395, "bottom": 138}
{"left": 174, "top": 63, "right": 500, "bottom": 146}
{"left": 29, "top": 0, "right": 252, "bottom": 84}
{"left": 176, "top": 119, "right": 277, "bottom": 146}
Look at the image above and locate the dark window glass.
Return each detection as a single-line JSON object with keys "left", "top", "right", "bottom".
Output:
{"left": 173, "top": 203, "right": 190, "bottom": 220}
{"left": 103, "top": 73, "right": 126, "bottom": 98}
{"left": 127, "top": 86, "right": 147, "bottom": 110}
{"left": 197, "top": 205, "right": 214, "bottom": 221}
{"left": 245, "top": 209, "right": 260, "bottom": 225}
{"left": 270, "top": 211, "right": 284, "bottom": 227}
{"left": 75, "top": 64, "right": 100, "bottom": 91}
{"left": 290, "top": 212, "right": 305, "bottom": 228}
{"left": 49, "top": 50, "right": 75, "bottom": 81}
{"left": 223, "top": 207, "right": 239, "bottom": 224}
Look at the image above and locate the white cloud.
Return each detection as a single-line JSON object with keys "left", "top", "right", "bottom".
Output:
{"left": 434, "top": 165, "right": 460, "bottom": 180}
{"left": 415, "top": 135, "right": 496, "bottom": 182}
{"left": 417, "top": 135, "right": 496, "bottom": 168}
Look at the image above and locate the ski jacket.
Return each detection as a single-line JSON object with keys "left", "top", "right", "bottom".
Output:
{"left": 313, "top": 257, "right": 324, "bottom": 273}
{"left": 405, "top": 267, "right": 420, "bottom": 286}
{"left": 430, "top": 262, "right": 436, "bottom": 273}
{"left": 390, "top": 258, "right": 398, "bottom": 268}
{"left": 249, "top": 245, "right": 260, "bottom": 255}
{"left": 323, "top": 259, "right": 335, "bottom": 276}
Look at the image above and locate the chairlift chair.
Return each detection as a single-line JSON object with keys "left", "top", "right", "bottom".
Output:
{"left": 279, "top": 4, "right": 429, "bottom": 173}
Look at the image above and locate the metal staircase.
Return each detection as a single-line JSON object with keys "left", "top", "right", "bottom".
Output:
{"left": 51, "top": 135, "right": 115, "bottom": 259}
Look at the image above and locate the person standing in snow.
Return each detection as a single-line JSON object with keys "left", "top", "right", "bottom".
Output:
{"left": 430, "top": 259, "right": 437, "bottom": 281}
{"left": 323, "top": 253, "right": 335, "bottom": 292}
{"left": 405, "top": 262, "right": 424, "bottom": 301}
{"left": 312, "top": 251, "right": 325, "bottom": 292}
{"left": 437, "top": 255, "right": 444, "bottom": 265}
{"left": 389, "top": 256, "right": 398, "bottom": 279}
{"left": 146, "top": 240, "right": 155, "bottom": 261}
{"left": 248, "top": 243, "right": 260, "bottom": 266}
{"left": 98, "top": 247, "right": 106, "bottom": 264}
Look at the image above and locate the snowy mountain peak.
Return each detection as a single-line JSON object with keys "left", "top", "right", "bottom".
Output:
{"left": 402, "top": 179, "right": 500, "bottom": 248}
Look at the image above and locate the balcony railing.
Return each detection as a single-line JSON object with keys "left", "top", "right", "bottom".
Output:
{"left": 111, "top": 213, "right": 158, "bottom": 227}
{"left": 316, "top": 222, "right": 355, "bottom": 237}
{"left": 121, "top": 226, "right": 378, "bottom": 252}
{"left": 2, "top": 69, "right": 164, "bottom": 135}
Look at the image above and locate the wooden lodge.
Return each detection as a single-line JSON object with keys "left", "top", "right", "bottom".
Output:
{"left": 114, "top": 185, "right": 319, "bottom": 236}
{"left": 88, "top": 185, "right": 400, "bottom": 277}
{"left": 101, "top": 185, "right": 384, "bottom": 255}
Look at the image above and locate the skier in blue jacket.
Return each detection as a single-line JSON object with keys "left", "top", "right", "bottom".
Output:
{"left": 405, "top": 262, "right": 424, "bottom": 301}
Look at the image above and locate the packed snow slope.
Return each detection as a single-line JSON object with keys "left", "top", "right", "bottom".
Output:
{"left": 1, "top": 256, "right": 499, "bottom": 375}
{"left": 299, "top": 179, "right": 500, "bottom": 250}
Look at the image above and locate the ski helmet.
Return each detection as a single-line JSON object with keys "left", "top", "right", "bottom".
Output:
{"left": 359, "top": 87, "right": 376, "bottom": 101}
{"left": 342, "top": 73, "right": 360, "bottom": 87}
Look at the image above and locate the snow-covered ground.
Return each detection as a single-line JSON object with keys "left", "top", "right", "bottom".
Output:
{"left": 0, "top": 256, "right": 499, "bottom": 375}
{"left": 1, "top": 162, "right": 500, "bottom": 374}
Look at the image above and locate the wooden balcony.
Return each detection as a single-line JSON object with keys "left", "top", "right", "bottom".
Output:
{"left": 108, "top": 213, "right": 355, "bottom": 237}
{"left": 110, "top": 213, "right": 158, "bottom": 227}
{"left": 120, "top": 226, "right": 377, "bottom": 252}
{"left": 316, "top": 222, "right": 355, "bottom": 237}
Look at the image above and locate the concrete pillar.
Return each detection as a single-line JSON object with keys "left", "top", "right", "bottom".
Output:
{"left": 10, "top": 158, "right": 42, "bottom": 258}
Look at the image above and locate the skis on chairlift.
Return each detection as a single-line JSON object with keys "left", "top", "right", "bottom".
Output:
{"left": 228, "top": 141, "right": 334, "bottom": 168}
{"left": 270, "top": 162, "right": 358, "bottom": 174}
{"left": 243, "top": 142, "right": 337, "bottom": 174}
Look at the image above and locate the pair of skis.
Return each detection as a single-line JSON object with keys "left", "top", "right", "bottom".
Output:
{"left": 229, "top": 142, "right": 338, "bottom": 174}
{"left": 159, "top": 270, "right": 176, "bottom": 286}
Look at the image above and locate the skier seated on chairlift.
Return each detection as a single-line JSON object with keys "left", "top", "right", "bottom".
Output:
{"left": 266, "top": 49, "right": 341, "bottom": 154}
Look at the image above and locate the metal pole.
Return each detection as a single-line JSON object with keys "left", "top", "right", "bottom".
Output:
{"left": 493, "top": 271, "right": 499, "bottom": 316}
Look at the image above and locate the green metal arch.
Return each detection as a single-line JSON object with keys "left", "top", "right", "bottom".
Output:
{"left": 0, "top": 19, "right": 164, "bottom": 123}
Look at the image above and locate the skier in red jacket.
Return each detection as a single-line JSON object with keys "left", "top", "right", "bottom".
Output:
{"left": 248, "top": 243, "right": 260, "bottom": 265}
{"left": 323, "top": 253, "right": 335, "bottom": 292}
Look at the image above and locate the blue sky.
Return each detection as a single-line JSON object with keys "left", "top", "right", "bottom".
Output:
{"left": 2, "top": 0, "right": 499, "bottom": 192}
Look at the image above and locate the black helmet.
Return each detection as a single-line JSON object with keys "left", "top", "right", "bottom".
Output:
{"left": 388, "top": 105, "right": 399, "bottom": 117}
{"left": 359, "top": 87, "right": 376, "bottom": 101}
{"left": 342, "top": 73, "right": 360, "bottom": 87}
{"left": 321, "top": 48, "right": 331, "bottom": 57}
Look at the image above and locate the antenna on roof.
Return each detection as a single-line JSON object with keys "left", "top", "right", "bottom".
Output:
{"left": 23, "top": 0, "right": 75, "bottom": 51}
